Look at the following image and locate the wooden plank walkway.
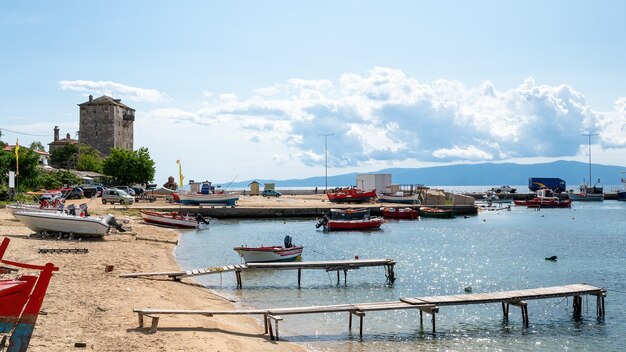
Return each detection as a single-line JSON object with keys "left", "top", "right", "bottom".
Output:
{"left": 120, "top": 258, "right": 396, "bottom": 288}
{"left": 133, "top": 283, "right": 606, "bottom": 341}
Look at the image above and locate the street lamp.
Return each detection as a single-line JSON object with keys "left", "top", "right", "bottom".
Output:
{"left": 318, "top": 133, "right": 334, "bottom": 192}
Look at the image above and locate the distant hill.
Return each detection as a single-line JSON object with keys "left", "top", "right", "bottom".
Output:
{"left": 226, "top": 160, "right": 625, "bottom": 189}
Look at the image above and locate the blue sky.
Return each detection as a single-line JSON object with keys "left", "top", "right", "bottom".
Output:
{"left": 1, "top": 1, "right": 625, "bottom": 185}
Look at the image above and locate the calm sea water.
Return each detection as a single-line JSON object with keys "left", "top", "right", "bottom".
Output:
{"left": 175, "top": 200, "right": 626, "bottom": 351}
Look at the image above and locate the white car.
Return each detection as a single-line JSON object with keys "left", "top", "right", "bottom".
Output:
{"left": 492, "top": 185, "right": 516, "bottom": 194}
{"left": 102, "top": 189, "right": 135, "bottom": 205}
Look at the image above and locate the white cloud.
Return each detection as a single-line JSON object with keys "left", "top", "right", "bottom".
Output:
{"left": 140, "top": 67, "right": 626, "bottom": 171}
{"left": 59, "top": 80, "right": 168, "bottom": 103}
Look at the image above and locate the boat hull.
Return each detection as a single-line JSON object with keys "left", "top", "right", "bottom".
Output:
{"left": 568, "top": 193, "right": 604, "bottom": 201}
{"left": 234, "top": 246, "right": 303, "bottom": 263}
{"left": 140, "top": 211, "right": 200, "bottom": 229}
{"left": 377, "top": 194, "right": 419, "bottom": 204}
{"left": 382, "top": 207, "right": 418, "bottom": 219}
{"left": 617, "top": 191, "right": 626, "bottom": 201}
{"left": 419, "top": 207, "right": 456, "bottom": 218}
{"left": 525, "top": 199, "right": 572, "bottom": 208}
{"left": 174, "top": 192, "right": 239, "bottom": 206}
{"left": 13, "top": 212, "right": 111, "bottom": 237}
{"left": 324, "top": 217, "right": 384, "bottom": 231}
{"left": 327, "top": 189, "right": 377, "bottom": 203}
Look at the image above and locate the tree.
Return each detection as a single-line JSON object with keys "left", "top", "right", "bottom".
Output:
{"left": 102, "top": 147, "right": 155, "bottom": 185}
{"left": 39, "top": 170, "right": 81, "bottom": 190}
{"left": 29, "top": 141, "right": 46, "bottom": 152}
{"left": 49, "top": 144, "right": 78, "bottom": 169}
{"left": 77, "top": 144, "right": 103, "bottom": 172}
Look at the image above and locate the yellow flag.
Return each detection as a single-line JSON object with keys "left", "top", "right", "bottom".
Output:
{"left": 176, "top": 160, "right": 184, "bottom": 189}
{"left": 15, "top": 139, "right": 20, "bottom": 176}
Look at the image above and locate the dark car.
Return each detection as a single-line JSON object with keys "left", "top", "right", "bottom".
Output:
{"left": 261, "top": 189, "right": 282, "bottom": 197}
{"left": 132, "top": 187, "right": 145, "bottom": 196}
{"left": 61, "top": 186, "right": 84, "bottom": 199}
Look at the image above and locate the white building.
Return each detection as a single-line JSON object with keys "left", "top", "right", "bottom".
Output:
{"left": 356, "top": 174, "right": 392, "bottom": 193}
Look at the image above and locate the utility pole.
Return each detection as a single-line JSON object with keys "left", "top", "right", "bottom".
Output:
{"left": 318, "top": 133, "right": 334, "bottom": 192}
{"left": 582, "top": 132, "right": 598, "bottom": 186}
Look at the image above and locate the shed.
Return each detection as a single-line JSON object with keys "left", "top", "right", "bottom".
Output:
{"left": 356, "top": 174, "right": 391, "bottom": 193}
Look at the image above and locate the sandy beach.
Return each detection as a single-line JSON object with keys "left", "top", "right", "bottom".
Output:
{"left": 0, "top": 197, "right": 308, "bottom": 352}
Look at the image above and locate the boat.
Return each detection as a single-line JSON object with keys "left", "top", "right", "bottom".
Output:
{"left": 524, "top": 188, "right": 572, "bottom": 208}
{"left": 327, "top": 208, "right": 370, "bottom": 219}
{"left": 419, "top": 207, "right": 456, "bottom": 218}
{"left": 140, "top": 210, "right": 210, "bottom": 229}
{"left": 377, "top": 193, "right": 420, "bottom": 204}
{"left": 326, "top": 187, "right": 377, "bottom": 203}
{"left": 381, "top": 207, "right": 419, "bottom": 219}
{"left": 7, "top": 192, "right": 66, "bottom": 215}
{"left": 173, "top": 191, "right": 239, "bottom": 206}
{"left": 12, "top": 205, "right": 126, "bottom": 238}
{"left": 0, "top": 238, "right": 58, "bottom": 351}
{"left": 618, "top": 172, "right": 626, "bottom": 201}
{"left": 234, "top": 236, "right": 303, "bottom": 263}
{"left": 569, "top": 133, "right": 604, "bottom": 201}
{"left": 318, "top": 216, "right": 384, "bottom": 231}
{"left": 476, "top": 190, "right": 513, "bottom": 205}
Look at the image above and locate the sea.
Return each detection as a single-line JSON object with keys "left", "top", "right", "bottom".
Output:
{"left": 175, "top": 187, "right": 626, "bottom": 351}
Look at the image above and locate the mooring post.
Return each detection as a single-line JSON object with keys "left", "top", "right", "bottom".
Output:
{"left": 344, "top": 270, "right": 347, "bottom": 285}
{"left": 297, "top": 268, "right": 302, "bottom": 289}
{"left": 337, "top": 271, "right": 340, "bottom": 284}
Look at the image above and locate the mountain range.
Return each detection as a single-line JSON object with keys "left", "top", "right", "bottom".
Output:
{"left": 225, "top": 161, "right": 625, "bottom": 189}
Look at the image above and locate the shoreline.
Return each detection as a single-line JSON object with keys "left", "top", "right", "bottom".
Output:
{"left": 0, "top": 208, "right": 304, "bottom": 352}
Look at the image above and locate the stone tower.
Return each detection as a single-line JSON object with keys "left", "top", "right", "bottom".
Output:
{"left": 78, "top": 95, "right": 135, "bottom": 156}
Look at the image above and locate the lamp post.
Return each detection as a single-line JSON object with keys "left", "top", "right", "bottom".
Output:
{"left": 582, "top": 132, "right": 598, "bottom": 186}
{"left": 318, "top": 133, "right": 334, "bottom": 192}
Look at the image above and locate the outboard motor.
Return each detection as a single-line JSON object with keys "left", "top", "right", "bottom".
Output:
{"left": 315, "top": 215, "right": 329, "bottom": 229}
{"left": 196, "top": 214, "right": 210, "bottom": 225}
{"left": 284, "top": 235, "right": 293, "bottom": 248}
{"left": 79, "top": 203, "right": 90, "bottom": 217}
{"left": 108, "top": 216, "right": 126, "bottom": 232}
{"left": 67, "top": 204, "right": 76, "bottom": 216}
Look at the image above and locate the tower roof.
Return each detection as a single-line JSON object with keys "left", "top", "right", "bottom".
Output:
{"left": 78, "top": 95, "right": 135, "bottom": 111}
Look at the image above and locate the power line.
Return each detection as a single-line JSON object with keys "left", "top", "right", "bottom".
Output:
{"left": 0, "top": 127, "right": 52, "bottom": 137}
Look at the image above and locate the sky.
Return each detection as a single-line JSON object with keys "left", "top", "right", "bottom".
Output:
{"left": 1, "top": 0, "right": 625, "bottom": 185}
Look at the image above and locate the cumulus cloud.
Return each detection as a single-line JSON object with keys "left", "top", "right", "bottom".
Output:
{"left": 59, "top": 80, "right": 168, "bottom": 103}
{"left": 144, "top": 67, "right": 626, "bottom": 168}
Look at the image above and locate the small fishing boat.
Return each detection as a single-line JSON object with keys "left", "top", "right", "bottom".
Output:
{"left": 13, "top": 205, "right": 125, "bottom": 238}
{"left": 419, "top": 207, "right": 456, "bottom": 218}
{"left": 0, "top": 238, "right": 58, "bottom": 351}
{"left": 377, "top": 193, "right": 420, "bottom": 204}
{"left": 568, "top": 184, "right": 604, "bottom": 201}
{"left": 381, "top": 207, "right": 419, "bottom": 219}
{"left": 7, "top": 192, "right": 65, "bottom": 215}
{"left": 326, "top": 188, "right": 377, "bottom": 203}
{"left": 234, "top": 236, "right": 303, "bottom": 263}
{"left": 173, "top": 191, "right": 239, "bottom": 206}
{"left": 318, "top": 216, "right": 384, "bottom": 231}
{"left": 524, "top": 188, "right": 572, "bottom": 208}
{"left": 328, "top": 208, "right": 370, "bottom": 219}
{"left": 140, "top": 210, "right": 209, "bottom": 229}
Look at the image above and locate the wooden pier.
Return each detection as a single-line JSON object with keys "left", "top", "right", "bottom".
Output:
{"left": 120, "top": 258, "right": 397, "bottom": 288}
{"left": 133, "top": 283, "right": 606, "bottom": 341}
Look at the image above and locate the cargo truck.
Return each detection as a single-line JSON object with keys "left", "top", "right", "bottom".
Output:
{"left": 528, "top": 177, "right": 566, "bottom": 193}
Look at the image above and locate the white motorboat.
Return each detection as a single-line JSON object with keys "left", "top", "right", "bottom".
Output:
{"left": 234, "top": 236, "right": 303, "bottom": 263}
{"left": 13, "top": 208, "right": 125, "bottom": 238}
{"left": 140, "top": 210, "right": 209, "bottom": 229}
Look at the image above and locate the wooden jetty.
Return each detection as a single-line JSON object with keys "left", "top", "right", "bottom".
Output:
{"left": 120, "top": 258, "right": 397, "bottom": 288}
{"left": 133, "top": 283, "right": 605, "bottom": 341}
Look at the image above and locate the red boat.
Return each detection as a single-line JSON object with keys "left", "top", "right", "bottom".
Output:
{"left": 320, "top": 216, "right": 384, "bottom": 231}
{"left": 1, "top": 238, "right": 59, "bottom": 351}
{"left": 140, "top": 210, "right": 209, "bottom": 229}
{"left": 381, "top": 207, "right": 419, "bottom": 219}
{"left": 521, "top": 189, "right": 572, "bottom": 208}
{"left": 326, "top": 188, "right": 377, "bottom": 203}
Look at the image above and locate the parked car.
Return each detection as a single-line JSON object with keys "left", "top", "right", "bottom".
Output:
{"left": 132, "top": 187, "right": 145, "bottom": 196}
{"left": 262, "top": 189, "right": 282, "bottom": 197}
{"left": 61, "top": 186, "right": 84, "bottom": 199}
{"left": 491, "top": 185, "right": 517, "bottom": 194}
{"left": 114, "top": 186, "right": 135, "bottom": 196}
{"left": 102, "top": 188, "right": 135, "bottom": 205}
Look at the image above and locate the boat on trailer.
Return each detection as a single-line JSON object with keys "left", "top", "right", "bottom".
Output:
{"left": 13, "top": 204, "right": 125, "bottom": 238}
{"left": 140, "top": 210, "right": 209, "bottom": 229}
{"left": 234, "top": 236, "right": 303, "bottom": 263}
{"left": 326, "top": 188, "right": 377, "bottom": 203}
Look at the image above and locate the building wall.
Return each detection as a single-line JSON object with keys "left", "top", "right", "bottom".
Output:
{"left": 79, "top": 98, "right": 134, "bottom": 155}
{"left": 356, "top": 174, "right": 392, "bottom": 193}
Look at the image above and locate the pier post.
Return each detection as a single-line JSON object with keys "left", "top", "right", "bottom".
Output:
{"left": 344, "top": 270, "right": 347, "bottom": 285}
{"left": 235, "top": 270, "right": 242, "bottom": 289}
{"left": 297, "top": 268, "right": 302, "bottom": 289}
